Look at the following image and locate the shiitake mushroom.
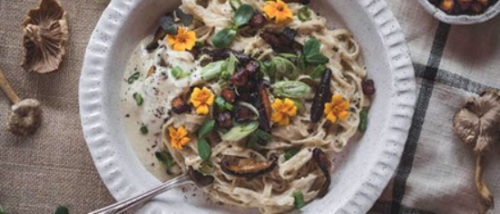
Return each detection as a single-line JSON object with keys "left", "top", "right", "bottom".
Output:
{"left": 220, "top": 155, "right": 278, "bottom": 177}
{"left": 311, "top": 69, "right": 332, "bottom": 122}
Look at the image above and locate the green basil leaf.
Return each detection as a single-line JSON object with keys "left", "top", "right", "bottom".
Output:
{"left": 297, "top": 6, "right": 311, "bottom": 22}
{"left": 54, "top": 205, "right": 69, "bottom": 214}
{"left": 293, "top": 191, "right": 306, "bottom": 209}
{"left": 233, "top": 4, "right": 254, "bottom": 28}
{"left": 271, "top": 81, "right": 312, "bottom": 99}
{"left": 159, "top": 15, "right": 178, "bottom": 35}
{"left": 305, "top": 53, "right": 329, "bottom": 65}
{"left": 255, "top": 129, "right": 272, "bottom": 143}
{"left": 297, "top": 54, "right": 307, "bottom": 70}
{"left": 212, "top": 28, "right": 237, "bottom": 48}
{"left": 140, "top": 124, "right": 148, "bottom": 134}
{"left": 155, "top": 151, "right": 176, "bottom": 169}
{"left": 284, "top": 148, "right": 299, "bottom": 160}
{"left": 222, "top": 122, "right": 259, "bottom": 141}
{"left": 199, "top": 160, "right": 216, "bottom": 174}
{"left": 171, "top": 66, "right": 190, "bottom": 79}
{"left": 358, "top": 109, "right": 368, "bottom": 132}
{"left": 197, "top": 138, "right": 212, "bottom": 160}
{"left": 127, "top": 72, "right": 140, "bottom": 84}
{"left": 133, "top": 92, "right": 144, "bottom": 106}
{"left": 198, "top": 119, "right": 215, "bottom": 139}
{"left": 175, "top": 8, "right": 193, "bottom": 26}
{"left": 310, "top": 65, "right": 326, "bottom": 79}
{"left": 303, "top": 38, "right": 321, "bottom": 56}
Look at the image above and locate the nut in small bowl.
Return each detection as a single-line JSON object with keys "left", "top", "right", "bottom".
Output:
{"left": 418, "top": 0, "right": 500, "bottom": 24}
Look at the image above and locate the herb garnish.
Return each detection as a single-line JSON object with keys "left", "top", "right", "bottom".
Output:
{"left": 197, "top": 138, "right": 212, "bottom": 161}
{"left": 54, "top": 205, "right": 69, "bottom": 214}
{"left": 159, "top": 14, "right": 178, "bottom": 35}
{"left": 212, "top": 4, "right": 254, "bottom": 48}
{"left": 297, "top": 6, "right": 311, "bottom": 22}
{"left": 284, "top": 148, "right": 299, "bottom": 160}
{"left": 310, "top": 64, "right": 326, "bottom": 79}
{"left": 293, "top": 191, "right": 306, "bottom": 209}
{"left": 171, "top": 66, "right": 190, "bottom": 79}
{"left": 215, "top": 96, "right": 234, "bottom": 111}
{"left": 247, "top": 129, "right": 272, "bottom": 148}
{"left": 140, "top": 124, "right": 148, "bottom": 134}
{"left": 303, "top": 38, "right": 329, "bottom": 65}
{"left": 175, "top": 8, "right": 193, "bottom": 26}
{"left": 155, "top": 150, "right": 176, "bottom": 169}
{"left": 198, "top": 119, "right": 215, "bottom": 139}
{"left": 133, "top": 92, "right": 143, "bottom": 106}
{"left": 358, "top": 109, "right": 368, "bottom": 132}
{"left": 127, "top": 72, "right": 140, "bottom": 84}
{"left": 199, "top": 160, "right": 216, "bottom": 174}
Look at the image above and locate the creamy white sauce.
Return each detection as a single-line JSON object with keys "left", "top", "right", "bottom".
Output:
{"left": 120, "top": 36, "right": 195, "bottom": 181}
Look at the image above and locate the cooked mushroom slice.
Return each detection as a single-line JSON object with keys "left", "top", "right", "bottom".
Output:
{"left": 203, "top": 48, "right": 251, "bottom": 64}
{"left": 172, "top": 97, "right": 190, "bottom": 114}
{"left": 311, "top": 69, "right": 332, "bottom": 122}
{"left": 22, "top": 0, "right": 68, "bottom": 73}
{"left": 220, "top": 155, "right": 277, "bottom": 177}
{"left": 312, "top": 148, "right": 331, "bottom": 197}
{"left": 453, "top": 88, "right": 500, "bottom": 213}
{"left": 188, "top": 167, "right": 214, "bottom": 187}
{"left": 257, "top": 83, "right": 272, "bottom": 132}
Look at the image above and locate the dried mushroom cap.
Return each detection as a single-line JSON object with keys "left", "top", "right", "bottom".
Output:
{"left": 220, "top": 155, "right": 277, "bottom": 177}
{"left": 22, "top": 0, "right": 68, "bottom": 73}
{"left": 453, "top": 88, "right": 500, "bottom": 153}
{"left": 8, "top": 99, "right": 42, "bottom": 136}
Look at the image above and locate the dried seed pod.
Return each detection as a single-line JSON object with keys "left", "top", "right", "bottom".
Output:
{"left": 310, "top": 69, "right": 332, "bottom": 122}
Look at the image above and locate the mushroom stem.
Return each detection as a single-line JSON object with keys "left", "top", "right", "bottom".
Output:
{"left": 474, "top": 154, "right": 494, "bottom": 214}
{"left": 0, "top": 67, "right": 20, "bottom": 104}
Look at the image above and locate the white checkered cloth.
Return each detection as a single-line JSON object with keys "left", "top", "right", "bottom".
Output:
{"left": 369, "top": 1, "right": 500, "bottom": 213}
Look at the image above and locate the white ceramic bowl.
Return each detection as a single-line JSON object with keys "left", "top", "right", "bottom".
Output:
{"left": 79, "top": 0, "right": 416, "bottom": 213}
{"left": 418, "top": 0, "right": 500, "bottom": 25}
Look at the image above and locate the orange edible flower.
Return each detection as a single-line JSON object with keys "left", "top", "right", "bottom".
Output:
{"left": 168, "top": 125, "right": 190, "bottom": 150}
{"left": 189, "top": 87, "right": 215, "bottom": 115}
{"left": 271, "top": 98, "right": 297, "bottom": 126}
{"left": 324, "top": 94, "right": 350, "bottom": 124}
{"left": 166, "top": 27, "right": 197, "bottom": 51}
{"left": 263, "top": 0, "right": 293, "bottom": 24}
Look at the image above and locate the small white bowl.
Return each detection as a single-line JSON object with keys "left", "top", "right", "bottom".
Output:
{"left": 418, "top": 0, "right": 500, "bottom": 25}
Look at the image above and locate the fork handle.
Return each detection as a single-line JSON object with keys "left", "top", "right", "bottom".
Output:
{"left": 88, "top": 174, "right": 192, "bottom": 214}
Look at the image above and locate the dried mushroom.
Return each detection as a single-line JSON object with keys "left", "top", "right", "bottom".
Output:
{"left": 22, "top": 0, "right": 68, "bottom": 73}
{"left": 312, "top": 148, "right": 331, "bottom": 197}
{"left": 220, "top": 155, "right": 277, "bottom": 177}
{"left": 8, "top": 99, "right": 42, "bottom": 136}
{"left": 453, "top": 88, "right": 500, "bottom": 214}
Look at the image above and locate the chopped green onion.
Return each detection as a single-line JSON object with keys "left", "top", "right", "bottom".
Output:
{"left": 216, "top": 96, "right": 234, "bottom": 112}
{"left": 155, "top": 151, "right": 176, "bottom": 169}
{"left": 198, "top": 119, "right": 215, "bottom": 139}
{"left": 271, "top": 56, "right": 298, "bottom": 80}
{"left": 140, "top": 124, "right": 148, "bottom": 134}
{"left": 284, "top": 148, "right": 299, "bottom": 160}
{"left": 54, "top": 205, "right": 69, "bottom": 214}
{"left": 201, "top": 60, "right": 226, "bottom": 80}
{"left": 171, "top": 66, "right": 190, "bottom": 79}
{"left": 133, "top": 92, "right": 143, "bottom": 106}
{"left": 358, "top": 109, "right": 368, "bottom": 132}
{"left": 199, "top": 160, "right": 216, "bottom": 175}
{"left": 271, "top": 81, "right": 312, "bottom": 99}
{"left": 127, "top": 72, "right": 140, "bottom": 84}
{"left": 293, "top": 191, "right": 306, "bottom": 209}
{"left": 222, "top": 122, "right": 259, "bottom": 141}
{"left": 197, "top": 138, "right": 212, "bottom": 161}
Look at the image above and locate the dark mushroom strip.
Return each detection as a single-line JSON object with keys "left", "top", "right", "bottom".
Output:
{"left": 260, "top": 28, "right": 298, "bottom": 53}
{"left": 312, "top": 148, "right": 331, "bottom": 197}
{"left": 188, "top": 167, "right": 214, "bottom": 187}
{"left": 310, "top": 69, "right": 332, "bottom": 122}
{"left": 257, "top": 83, "right": 272, "bottom": 132}
{"left": 202, "top": 48, "right": 251, "bottom": 64}
{"left": 249, "top": 10, "right": 267, "bottom": 28}
{"left": 220, "top": 155, "right": 277, "bottom": 177}
{"left": 221, "top": 88, "right": 236, "bottom": 103}
{"left": 230, "top": 67, "right": 249, "bottom": 87}
{"left": 235, "top": 105, "right": 255, "bottom": 123}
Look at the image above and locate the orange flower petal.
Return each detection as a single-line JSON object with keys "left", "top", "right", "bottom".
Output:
{"left": 338, "top": 111, "right": 350, "bottom": 120}
{"left": 196, "top": 105, "right": 210, "bottom": 115}
{"left": 332, "top": 94, "right": 343, "bottom": 105}
{"left": 327, "top": 112, "right": 337, "bottom": 124}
